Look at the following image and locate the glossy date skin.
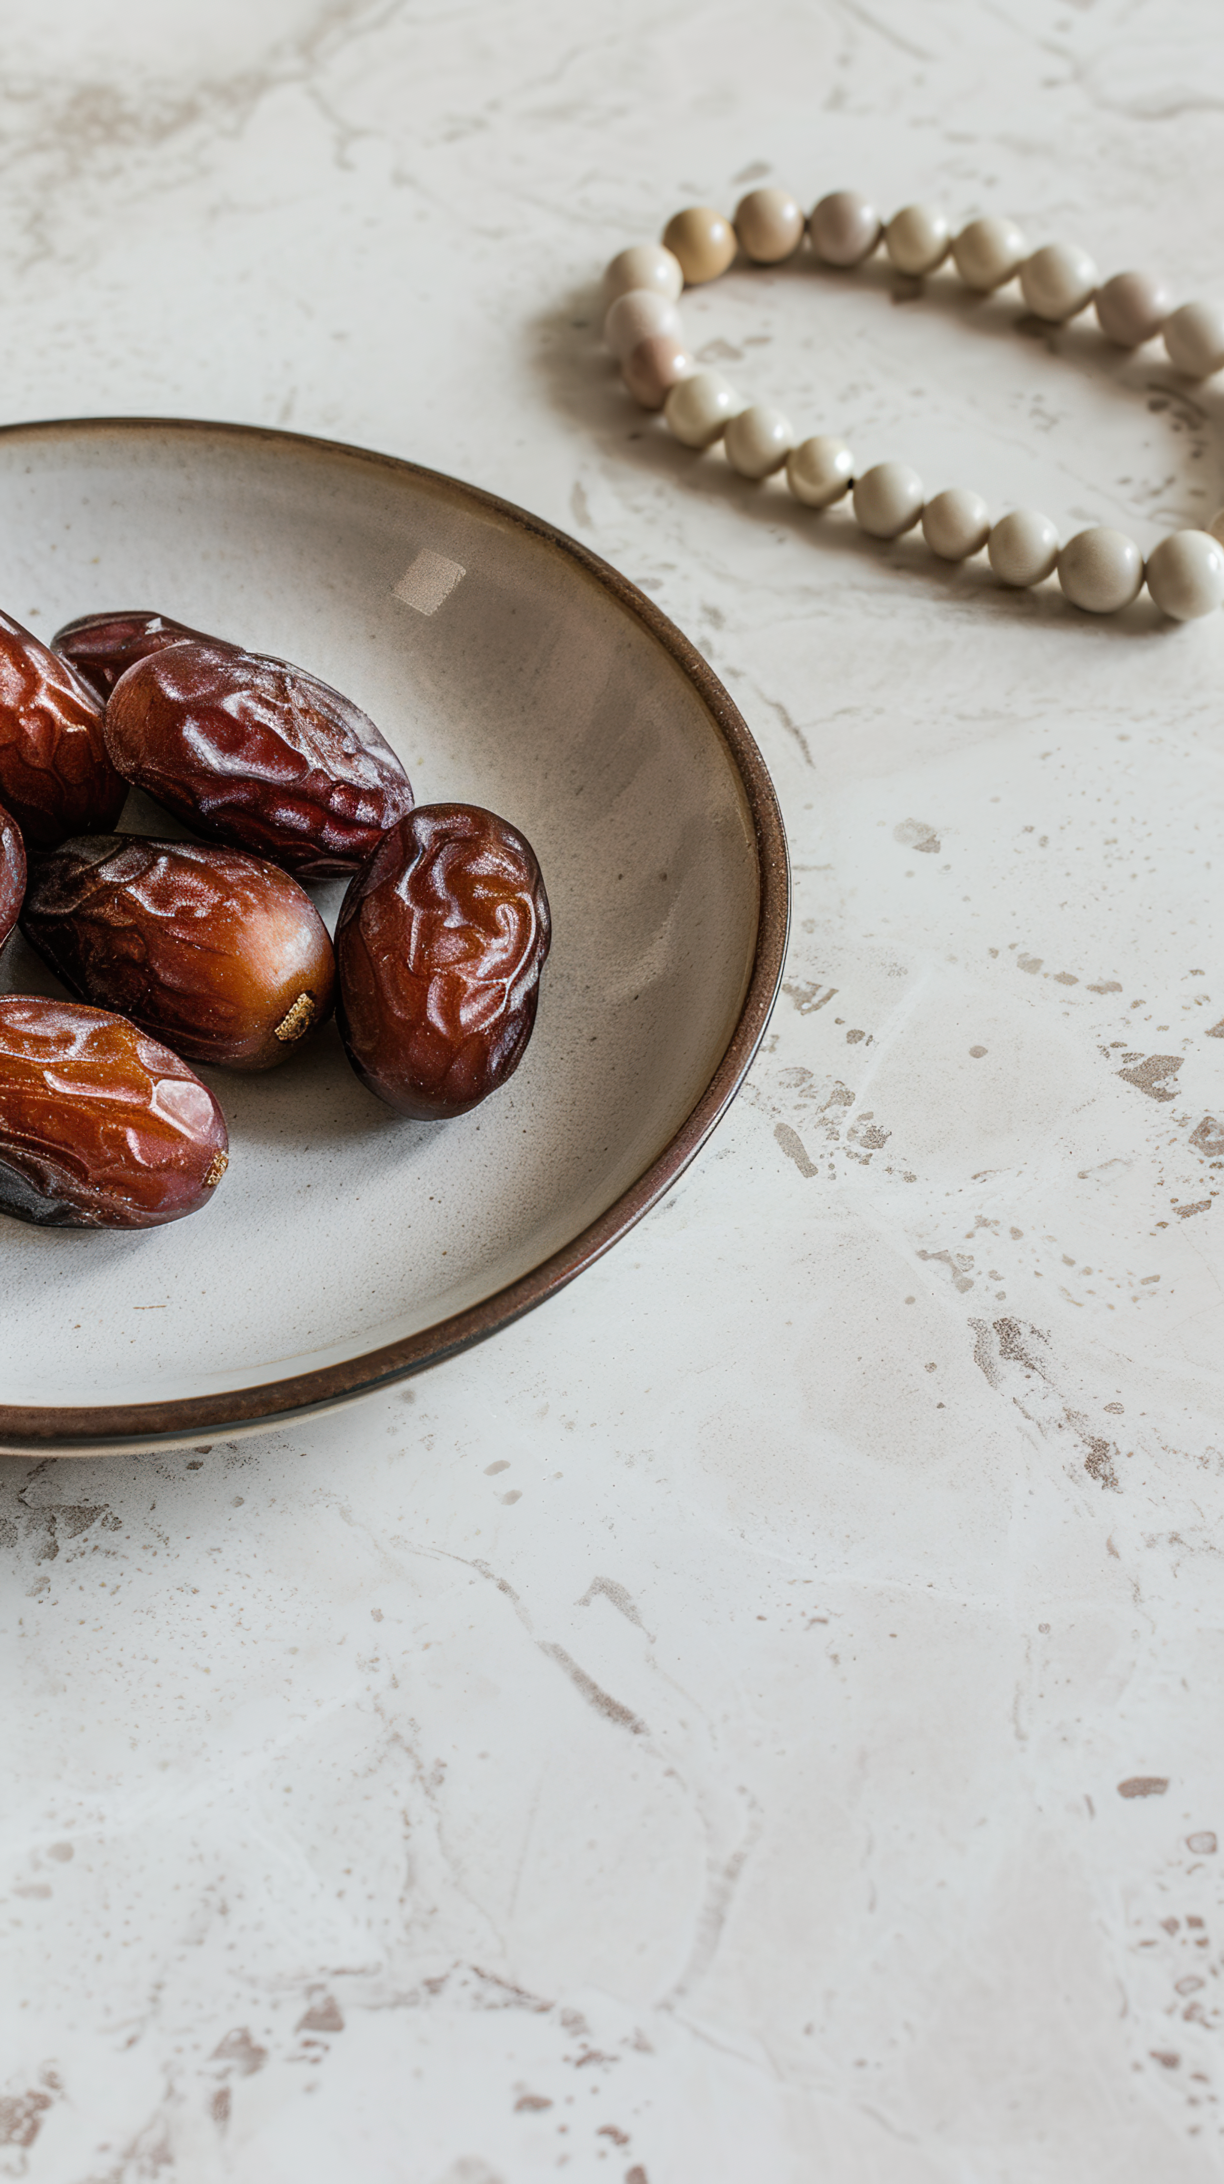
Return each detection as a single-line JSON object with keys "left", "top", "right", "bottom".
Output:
{"left": 0, "top": 802, "right": 25, "bottom": 950}
{"left": 336, "top": 803, "right": 551, "bottom": 1120}
{"left": 22, "top": 835, "right": 336, "bottom": 1071}
{"left": 0, "top": 996, "right": 228, "bottom": 1228}
{"left": 105, "top": 639, "right": 414, "bottom": 879}
{"left": 52, "top": 610, "right": 217, "bottom": 702}
{"left": 0, "top": 610, "right": 127, "bottom": 847}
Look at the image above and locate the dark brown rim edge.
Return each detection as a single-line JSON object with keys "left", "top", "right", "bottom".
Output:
{"left": 0, "top": 416, "right": 790, "bottom": 1451}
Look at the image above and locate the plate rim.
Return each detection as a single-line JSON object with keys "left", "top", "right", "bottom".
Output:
{"left": 0, "top": 414, "right": 790, "bottom": 1452}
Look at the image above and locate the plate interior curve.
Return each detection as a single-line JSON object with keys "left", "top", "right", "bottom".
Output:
{"left": 0, "top": 424, "right": 764, "bottom": 1413}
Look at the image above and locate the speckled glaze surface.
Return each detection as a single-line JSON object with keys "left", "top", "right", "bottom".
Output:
{"left": 0, "top": 420, "right": 785, "bottom": 1451}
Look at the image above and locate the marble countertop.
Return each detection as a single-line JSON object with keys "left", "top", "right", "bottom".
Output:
{"left": 3, "top": 1, "right": 1224, "bottom": 2177}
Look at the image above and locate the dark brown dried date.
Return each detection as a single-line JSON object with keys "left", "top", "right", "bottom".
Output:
{"left": 21, "top": 835, "right": 336, "bottom": 1071}
{"left": 336, "top": 803, "right": 551, "bottom": 1119}
{"left": 0, "top": 801, "right": 25, "bottom": 949}
{"left": 0, "top": 610, "right": 127, "bottom": 847}
{"left": 105, "top": 639, "right": 414, "bottom": 878}
{"left": 53, "top": 610, "right": 217, "bottom": 701}
{"left": 0, "top": 996, "right": 228, "bottom": 1228}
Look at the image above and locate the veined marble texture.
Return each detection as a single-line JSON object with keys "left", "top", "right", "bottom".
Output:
{"left": 3, "top": 0, "right": 1224, "bottom": 2177}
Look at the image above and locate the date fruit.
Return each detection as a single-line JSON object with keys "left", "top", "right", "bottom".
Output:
{"left": 0, "top": 610, "right": 127, "bottom": 847}
{"left": 105, "top": 639, "right": 414, "bottom": 878}
{"left": 0, "top": 995, "right": 228, "bottom": 1228}
{"left": 0, "top": 801, "right": 25, "bottom": 949}
{"left": 21, "top": 835, "right": 336, "bottom": 1071}
{"left": 336, "top": 803, "right": 550, "bottom": 1120}
{"left": 53, "top": 610, "right": 217, "bottom": 701}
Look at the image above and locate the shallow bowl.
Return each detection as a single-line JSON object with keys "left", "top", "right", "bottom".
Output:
{"left": 0, "top": 419, "right": 787, "bottom": 1454}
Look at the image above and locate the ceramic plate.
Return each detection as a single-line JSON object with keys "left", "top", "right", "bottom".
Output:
{"left": 0, "top": 419, "right": 788, "bottom": 1455}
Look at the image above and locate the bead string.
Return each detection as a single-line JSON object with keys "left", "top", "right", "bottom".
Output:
{"left": 601, "top": 188, "right": 1224, "bottom": 622}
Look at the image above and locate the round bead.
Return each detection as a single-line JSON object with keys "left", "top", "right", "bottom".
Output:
{"left": 603, "top": 243, "right": 684, "bottom": 307}
{"left": 922, "top": 488, "right": 990, "bottom": 562}
{"left": 1057, "top": 526, "right": 1144, "bottom": 614}
{"left": 664, "top": 370, "right": 744, "bottom": 449}
{"left": 988, "top": 509, "right": 1059, "bottom": 587}
{"left": 604, "top": 289, "right": 682, "bottom": 361}
{"left": 622, "top": 336, "right": 691, "bottom": 410}
{"left": 735, "top": 187, "right": 804, "bottom": 265}
{"left": 1145, "top": 529, "right": 1224, "bottom": 621}
{"left": 853, "top": 461, "right": 924, "bottom": 539}
{"left": 884, "top": 203, "right": 950, "bottom": 277}
{"left": 786, "top": 435, "right": 854, "bottom": 508}
{"left": 725, "top": 404, "right": 794, "bottom": 480}
{"left": 1163, "top": 300, "right": 1224, "bottom": 378}
{"left": 1095, "top": 270, "right": 1172, "bottom": 348}
{"left": 809, "top": 190, "right": 881, "bottom": 267}
{"left": 661, "top": 206, "right": 737, "bottom": 286}
{"left": 1019, "top": 242, "right": 1098, "bottom": 323}
{"left": 952, "top": 216, "right": 1027, "bottom": 293}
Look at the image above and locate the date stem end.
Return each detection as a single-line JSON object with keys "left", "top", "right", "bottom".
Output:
{"left": 274, "top": 992, "right": 316, "bottom": 1044}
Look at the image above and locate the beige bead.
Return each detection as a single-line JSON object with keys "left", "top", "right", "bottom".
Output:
{"left": 1094, "top": 270, "right": 1172, "bottom": 347}
{"left": 853, "top": 461, "right": 923, "bottom": 539}
{"left": 1145, "top": 529, "right": 1224, "bottom": 621}
{"left": 664, "top": 370, "right": 744, "bottom": 449}
{"left": 786, "top": 435, "right": 854, "bottom": 507}
{"left": 1019, "top": 242, "right": 1098, "bottom": 323}
{"left": 988, "top": 509, "right": 1059, "bottom": 587}
{"left": 661, "top": 206, "right": 737, "bottom": 285}
{"left": 1209, "top": 508, "right": 1224, "bottom": 551}
{"left": 1163, "top": 300, "right": 1224, "bottom": 378}
{"left": 884, "top": 203, "right": 950, "bottom": 277}
{"left": 603, "top": 243, "right": 684, "bottom": 308}
{"left": 808, "top": 190, "right": 881, "bottom": 267}
{"left": 1058, "top": 526, "right": 1144, "bottom": 614}
{"left": 622, "top": 337, "right": 691, "bottom": 410}
{"left": 952, "top": 216, "right": 1027, "bottom": 292}
{"left": 922, "top": 488, "right": 990, "bottom": 562}
{"left": 725, "top": 404, "right": 793, "bottom": 480}
{"left": 604, "top": 289, "right": 682, "bottom": 360}
{"left": 735, "top": 187, "right": 804, "bottom": 265}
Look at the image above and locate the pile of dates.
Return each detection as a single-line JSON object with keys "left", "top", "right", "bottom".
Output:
{"left": 0, "top": 609, "right": 549, "bottom": 1229}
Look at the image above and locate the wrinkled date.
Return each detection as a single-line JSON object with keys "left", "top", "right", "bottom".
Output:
{"left": 336, "top": 803, "right": 551, "bottom": 1120}
{"left": 22, "top": 835, "right": 336, "bottom": 1072}
{"left": 0, "top": 996, "right": 228, "bottom": 1228}
{"left": 53, "top": 610, "right": 217, "bottom": 701}
{"left": 105, "top": 639, "right": 414, "bottom": 878}
{"left": 0, "top": 610, "right": 127, "bottom": 847}
{"left": 0, "top": 802, "right": 25, "bottom": 949}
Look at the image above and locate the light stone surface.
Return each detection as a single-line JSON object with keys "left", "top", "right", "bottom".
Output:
{"left": 2, "top": 2, "right": 1224, "bottom": 2181}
